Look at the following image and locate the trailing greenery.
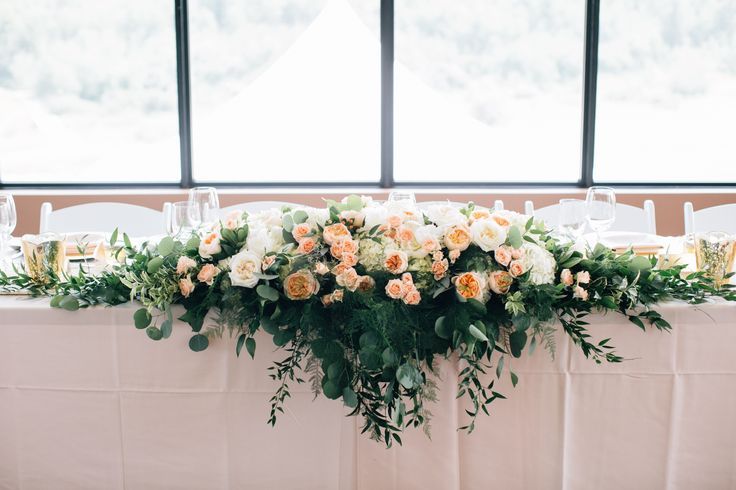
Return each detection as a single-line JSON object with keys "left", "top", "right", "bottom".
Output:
{"left": 2, "top": 197, "right": 734, "bottom": 446}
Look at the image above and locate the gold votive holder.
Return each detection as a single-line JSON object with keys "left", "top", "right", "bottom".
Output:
{"left": 694, "top": 231, "right": 735, "bottom": 288}
{"left": 21, "top": 233, "right": 67, "bottom": 283}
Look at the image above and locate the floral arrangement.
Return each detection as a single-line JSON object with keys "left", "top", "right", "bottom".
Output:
{"left": 2, "top": 196, "right": 734, "bottom": 446}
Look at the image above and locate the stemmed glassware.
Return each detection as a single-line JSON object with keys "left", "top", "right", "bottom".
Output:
{"left": 167, "top": 201, "right": 202, "bottom": 238}
{"left": 586, "top": 186, "right": 616, "bottom": 242}
{"left": 188, "top": 187, "right": 220, "bottom": 229}
{"left": 0, "top": 194, "right": 17, "bottom": 267}
{"left": 388, "top": 191, "right": 416, "bottom": 204}
{"left": 557, "top": 198, "right": 587, "bottom": 240}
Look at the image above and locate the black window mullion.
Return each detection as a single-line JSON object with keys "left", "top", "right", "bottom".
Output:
{"left": 175, "top": 0, "right": 193, "bottom": 188}
{"left": 380, "top": 0, "right": 394, "bottom": 188}
{"left": 580, "top": 0, "right": 600, "bottom": 188}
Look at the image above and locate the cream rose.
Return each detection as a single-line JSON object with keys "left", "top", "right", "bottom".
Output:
{"left": 494, "top": 245, "right": 513, "bottom": 267}
{"left": 402, "top": 287, "right": 421, "bottom": 305}
{"left": 454, "top": 272, "right": 486, "bottom": 302}
{"left": 470, "top": 219, "right": 507, "bottom": 252}
{"left": 576, "top": 271, "right": 591, "bottom": 284}
{"left": 560, "top": 269, "right": 574, "bottom": 286}
{"left": 284, "top": 270, "right": 320, "bottom": 300}
{"left": 315, "top": 262, "right": 330, "bottom": 275}
{"left": 339, "top": 210, "right": 365, "bottom": 228}
{"left": 322, "top": 223, "right": 351, "bottom": 245}
{"left": 573, "top": 285, "right": 589, "bottom": 301}
{"left": 176, "top": 256, "right": 197, "bottom": 275}
{"left": 336, "top": 267, "right": 361, "bottom": 291}
{"left": 488, "top": 270, "right": 513, "bottom": 295}
{"left": 384, "top": 250, "right": 409, "bottom": 275}
{"left": 341, "top": 252, "right": 358, "bottom": 267}
{"left": 199, "top": 232, "right": 222, "bottom": 259}
{"left": 228, "top": 251, "right": 262, "bottom": 288}
{"left": 508, "top": 260, "right": 525, "bottom": 277}
{"left": 432, "top": 258, "right": 449, "bottom": 280}
{"left": 297, "top": 237, "right": 317, "bottom": 255}
{"left": 196, "top": 264, "right": 220, "bottom": 286}
{"left": 444, "top": 224, "right": 472, "bottom": 251}
{"left": 385, "top": 279, "right": 405, "bottom": 299}
{"left": 292, "top": 223, "right": 312, "bottom": 242}
{"left": 179, "top": 276, "right": 195, "bottom": 298}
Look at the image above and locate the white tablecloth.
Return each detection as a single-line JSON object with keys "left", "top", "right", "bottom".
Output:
{"left": 1, "top": 296, "right": 735, "bottom": 490}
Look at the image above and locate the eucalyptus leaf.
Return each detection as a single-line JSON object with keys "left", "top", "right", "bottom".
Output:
{"left": 160, "top": 319, "right": 173, "bottom": 339}
{"left": 293, "top": 210, "right": 308, "bottom": 224}
{"left": 157, "top": 236, "right": 175, "bottom": 256}
{"left": 343, "top": 387, "right": 359, "bottom": 408}
{"left": 59, "top": 296, "right": 79, "bottom": 311}
{"left": 256, "top": 285, "right": 279, "bottom": 302}
{"left": 109, "top": 228, "right": 119, "bottom": 247}
{"left": 146, "top": 326, "right": 163, "bottom": 341}
{"left": 507, "top": 226, "right": 523, "bottom": 249}
{"left": 189, "top": 334, "right": 209, "bottom": 352}
{"left": 133, "top": 308, "right": 152, "bottom": 329}
{"left": 146, "top": 256, "right": 164, "bottom": 274}
{"left": 434, "top": 316, "right": 451, "bottom": 339}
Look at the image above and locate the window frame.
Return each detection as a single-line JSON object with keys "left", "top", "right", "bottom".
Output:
{"left": 0, "top": 0, "right": 733, "bottom": 190}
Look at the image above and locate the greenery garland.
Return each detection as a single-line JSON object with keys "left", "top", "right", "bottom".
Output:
{"left": 2, "top": 196, "right": 734, "bottom": 446}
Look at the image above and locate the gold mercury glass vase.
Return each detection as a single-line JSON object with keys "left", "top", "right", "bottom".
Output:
{"left": 694, "top": 231, "right": 736, "bottom": 288}
{"left": 21, "top": 233, "right": 67, "bottom": 283}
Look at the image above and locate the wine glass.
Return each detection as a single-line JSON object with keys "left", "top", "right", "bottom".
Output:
{"left": 188, "top": 187, "right": 220, "bottom": 228}
{"left": 558, "top": 199, "right": 587, "bottom": 240}
{"left": 388, "top": 191, "right": 416, "bottom": 204}
{"left": 167, "top": 201, "right": 202, "bottom": 238}
{"left": 0, "top": 194, "right": 17, "bottom": 266}
{"left": 586, "top": 186, "right": 616, "bottom": 242}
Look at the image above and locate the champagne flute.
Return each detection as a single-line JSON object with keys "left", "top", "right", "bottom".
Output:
{"left": 188, "top": 187, "right": 220, "bottom": 228}
{"left": 167, "top": 201, "right": 202, "bottom": 238}
{"left": 558, "top": 199, "right": 587, "bottom": 240}
{"left": 586, "top": 187, "right": 616, "bottom": 243}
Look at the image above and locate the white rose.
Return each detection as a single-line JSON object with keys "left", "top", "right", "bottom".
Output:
{"left": 470, "top": 218, "right": 507, "bottom": 252}
{"left": 198, "top": 232, "right": 222, "bottom": 259}
{"left": 248, "top": 208, "right": 282, "bottom": 228}
{"left": 362, "top": 206, "right": 388, "bottom": 231}
{"left": 228, "top": 251, "right": 262, "bottom": 288}
{"left": 246, "top": 227, "right": 273, "bottom": 258}
{"left": 425, "top": 204, "right": 466, "bottom": 230}
{"left": 304, "top": 207, "right": 329, "bottom": 228}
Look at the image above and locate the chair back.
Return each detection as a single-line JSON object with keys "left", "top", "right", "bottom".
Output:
{"left": 684, "top": 202, "right": 736, "bottom": 235}
{"left": 525, "top": 200, "right": 657, "bottom": 234}
{"left": 40, "top": 202, "right": 170, "bottom": 236}
{"left": 220, "top": 201, "right": 301, "bottom": 216}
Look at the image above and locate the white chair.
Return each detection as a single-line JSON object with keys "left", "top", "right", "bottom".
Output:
{"left": 40, "top": 202, "right": 171, "bottom": 236}
{"left": 684, "top": 202, "right": 736, "bottom": 235}
{"left": 416, "top": 200, "right": 465, "bottom": 210}
{"left": 525, "top": 199, "right": 657, "bottom": 234}
{"left": 220, "top": 201, "right": 301, "bottom": 216}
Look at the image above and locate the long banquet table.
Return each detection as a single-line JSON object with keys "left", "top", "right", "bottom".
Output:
{"left": 1, "top": 295, "right": 735, "bottom": 490}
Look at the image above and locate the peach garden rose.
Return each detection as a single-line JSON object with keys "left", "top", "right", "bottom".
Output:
{"left": 284, "top": 270, "right": 320, "bottom": 300}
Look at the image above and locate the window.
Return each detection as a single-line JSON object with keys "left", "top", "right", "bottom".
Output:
{"left": 0, "top": 0, "right": 180, "bottom": 183}
{"left": 594, "top": 0, "right": 736, "bottom": 183}
{"left": 394, "top": 0, "right": 584, "bottom": 183}
{"left": 1, "top": 0, "right": 733, "bottom": 188}
{"left": 189, "top": 0, "right": 380, "bottom": 183}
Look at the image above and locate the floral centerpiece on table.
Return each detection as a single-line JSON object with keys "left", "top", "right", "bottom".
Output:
{"left": 2, "top": 196, "right": 734, "bottom": 445}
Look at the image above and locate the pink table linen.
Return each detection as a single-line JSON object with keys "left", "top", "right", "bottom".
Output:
{"left": 1, "top": 296, "right": 735, "bottom": 490}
